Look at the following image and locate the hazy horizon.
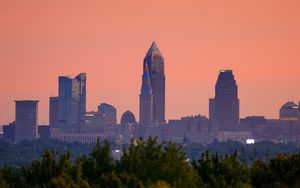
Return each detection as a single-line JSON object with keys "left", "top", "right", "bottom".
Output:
{"left": 1, "top": 0, "right": 300, "bottom": 125}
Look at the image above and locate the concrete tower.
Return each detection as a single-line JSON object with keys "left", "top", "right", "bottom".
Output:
{"left": 143, "top": 42, "right": 165, "bottom": 123}
{"left": 15, "top": 100, "right": 39, "bottom": 142}
{"left": 139, "top": 64, "right": 153, "bottom": 125}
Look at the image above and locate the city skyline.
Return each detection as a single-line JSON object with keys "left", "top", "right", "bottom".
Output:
{"left": 1, "top": 0, "right": 300, "bottom": 125}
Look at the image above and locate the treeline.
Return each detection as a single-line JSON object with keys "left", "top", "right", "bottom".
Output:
{"left": 0, "top": 138, "right": 299, "bottom": 167}
{"left": 0, "top": 139, "right": 97, "bottom": 167}
{"left": 0, "top": 138, "right": 300, "bottom": 188}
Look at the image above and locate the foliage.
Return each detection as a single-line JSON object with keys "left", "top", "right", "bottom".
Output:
{"left": 0, "top": 138, "right": 300, "bottom": 187}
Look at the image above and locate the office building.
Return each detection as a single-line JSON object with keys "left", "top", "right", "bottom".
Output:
{"left": 98, "top": 103, "right": 117, "bottom": 125}
{"left": 15, "top": 100, "right": 39, "bottom": 142}
{"left": 3, "top": 122, "right": 15, "bottom": 142}
{"left": 210, "top": 70, "right": 239, "bottom": 131}
{"left": 58, "top": 73, "right": 86, "bottom": 131}
{"left": 143, "top": 42, "right": 166, "bottom": 123}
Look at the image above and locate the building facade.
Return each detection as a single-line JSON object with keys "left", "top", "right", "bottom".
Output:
{"left": 58, "top": 73, "right": 86, "bottom": 131}
{"left": 14, "top": 100, "right": 39, "bottom": 142}
{"left": 143, "top": 42, "right": 165, "bottom": 123}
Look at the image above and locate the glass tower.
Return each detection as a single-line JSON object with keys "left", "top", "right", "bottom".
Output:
{"left": 58, "top": 73, "right": 86, "bottom": 131}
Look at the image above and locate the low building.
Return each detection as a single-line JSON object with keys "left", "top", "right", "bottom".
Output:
{"left": 51, "top": 131, "right": 114, "bottom": 143}
{"left": 3, "top": 122, "right": 15, "bottom": 142}
{"left": 166, "top": 115, "right": 218, "bottom": 144}
{"left": 38, "top": 125, "right": 50, "bottom": 139}
{"left": 85, "top": 111, "right": 106, "bottom": 133}
{"left": 279, "top": 101, "right": 300, "bottom": 120}
{"left": 218, "top": 131, "right": 252, "bottom": 143}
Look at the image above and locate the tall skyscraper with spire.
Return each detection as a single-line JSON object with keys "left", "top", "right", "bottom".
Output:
{"left": 142, "top": 42, "right": 166, "bottom": 123}
{"left": 140, "top": 64, "right": 153, "bottom": 125}
{"left": 210, "top": 70, "right": 239, "bottom": 131}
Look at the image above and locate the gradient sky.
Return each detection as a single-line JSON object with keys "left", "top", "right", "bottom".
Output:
{"left": 1, "top": 0, "right": 300, "bottom": 125}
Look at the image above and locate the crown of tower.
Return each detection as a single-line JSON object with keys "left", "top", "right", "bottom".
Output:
{"left": 147, "top": 41, "right": 162, "bottom": 56}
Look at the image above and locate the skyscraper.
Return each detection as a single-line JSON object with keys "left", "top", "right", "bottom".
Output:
{"left": 15, "top": 100, "right": 39, "bottom": 142}
{"left": 49, "top": 96, "right": 59, "bottom": 128}
{"left": 210, "top": 70, "right": 239, "bottom": 131}
{"left": 58, "top": 73, "right": 86, "bottom": 131}
{"left": 143, "top": 42, "right": 165, "bottom": 123}
{"left": 139, "top": 64, "right": 153, "bottom": 125}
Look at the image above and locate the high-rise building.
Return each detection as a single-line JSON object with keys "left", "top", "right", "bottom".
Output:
{"left": 211, "top": 70, "right": 239, "bottom": 131}
{"left": 143, "top": 42, "right": 166, "bottom": 123}
{"left": 15, "top": 100, "right": 39, "bottom": 142}
{"left": 139, "top": 64, "right": 153, "bottom": 125}
{"left": 49, "top": 96, "right": 59, "bottom": 128}
{"left": 58, "top": 73, "right": 86, "bottom": 131}
{"left": 98, "top": 103, "right": 117, "bottom": 125}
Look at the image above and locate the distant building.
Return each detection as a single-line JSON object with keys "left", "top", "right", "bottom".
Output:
{"left": 49, "top": 97, "right": 59, "bottom": 128}
{"left": 15, "top": 100, "right": 39, "bottom": 142}
{"left": 144, "top": 126, "right": 164, "bottom": 142}
{"left": 211, "top": 70, "right": 239, "bottom": 131}
{"left": 166, "top": 115, "right": 218, "bottom": 144}
{"left": 241, "top": 116, "right": 267, "bottom": 125}
{"left": 279, "top": 101, "right": 300, "bottom": 120}
{"left": 58, "top": 73, "right": 86, "bottom": 131}
{"left": 121, "top": 111, "right": 136, "bottom": 125}
{"left": 218, "top": 131, "right": 252, "bottom": 143}
{"left": 3, "top": 122, "right": 15, "bottom": 142}
{"left": 38, "top": 125, "right": 50, "bottom": 139}
{"left": 98, "top": 103, "right": 117, "bottom": 125}
{"left": 139, "top": 64, "right": 153, "bottom": 125}
{"left": 85, "top": 111, "right": 106, "bottom": 133}
{"left": 143, "top": 42, "right": 165, "bottom": 123}
{"left": 51, "top": 132, "right": 114, "bottom": 143}
{"left": 209, "top": 98, "right": 216, "bottom": 120}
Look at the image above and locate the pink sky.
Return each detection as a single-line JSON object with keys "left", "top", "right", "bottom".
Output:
{"left": 1, "top": 0, "right": 300, "bottom": 125}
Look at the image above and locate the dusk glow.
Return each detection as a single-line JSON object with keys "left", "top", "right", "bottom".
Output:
{"left": 1, "top": 0, "right": 300, "bottom": 125}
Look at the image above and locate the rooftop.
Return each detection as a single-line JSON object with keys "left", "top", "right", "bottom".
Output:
{"left": 147, "top": 41, "right": 162, "bottom": 55}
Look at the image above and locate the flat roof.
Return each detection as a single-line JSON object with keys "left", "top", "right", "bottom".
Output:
{"left": 14, "top": 100, "right": 39, "bottom": 102}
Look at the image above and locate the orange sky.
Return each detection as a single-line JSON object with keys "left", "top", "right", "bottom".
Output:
{"left": 1, "top": 0, "right": 300, "bottom": 125}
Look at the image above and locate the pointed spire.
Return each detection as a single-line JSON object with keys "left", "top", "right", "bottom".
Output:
{"left": 141, "top": 63, "right": 152, "bottom": 96}
{"left": 147, "top": 41, "right": 162, "bottom": 55}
